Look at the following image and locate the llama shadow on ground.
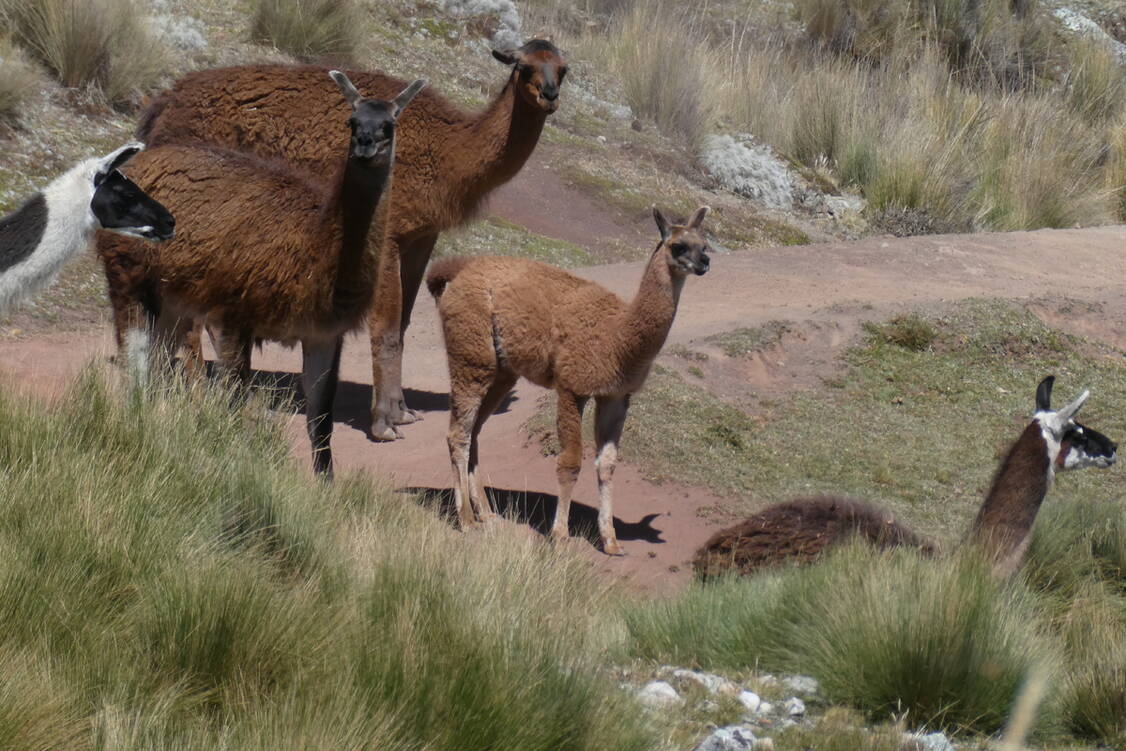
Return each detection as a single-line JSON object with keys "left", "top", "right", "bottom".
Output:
{"left": 226, "top": 368, "right": 479, "bottom": 439}
{"left": 402, "top": 486, "right": 665, "bottom": 550}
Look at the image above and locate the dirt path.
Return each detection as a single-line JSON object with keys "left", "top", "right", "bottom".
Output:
{"left": 3, "top": 224, "right": 1125, "bottom": 594}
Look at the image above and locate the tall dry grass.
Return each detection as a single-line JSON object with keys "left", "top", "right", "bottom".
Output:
{"left": 0, "top": 0, "right": 164, "bottom": 105}
{"left": 0, "top": 36, "right": 38, "bottom": 123}
{"left": 577, "top": 0, "right": 1123, "bottom": 232}
{"left": 249, "top": 0, "right": 360, "bottom": 63}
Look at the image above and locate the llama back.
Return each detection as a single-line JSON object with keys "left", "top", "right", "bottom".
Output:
{"left": 693, "top": 496, "right": 935, "bottom": 580}
{"left": 96, "top": 144, "right": 367, "bottom": 336}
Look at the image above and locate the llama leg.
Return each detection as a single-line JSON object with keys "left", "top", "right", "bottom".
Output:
{"left": 181, "top": 321, "right": 205, "bottom": 382}
{"left": 549, "top": 390, "right": 587, "bottom": 541}
{"left": 467, "top": 371, "right": 517, "bottom": 523}
{"left": 448, "top": 380, "right": 488, "bottom": 530}
{"left": 214, "top": 328, "right": 253, "bottom": 389}
{"left": 594, "top": 395, "right": 629, "bottom": 556}
{"left": 369, "top": 234, "right": 406, "bottom": 441}
{"left": 302, "top": 337, "right": 343, "bottom": 478}
{"left": 152, "top": 312, "right": 192, "bottom": 377}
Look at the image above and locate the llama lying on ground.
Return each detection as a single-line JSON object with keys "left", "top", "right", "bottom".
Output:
{"left": 105, "top": 39, "right": 568, "bottom": 441}
{"left": 427, "top": 206, "right": 712, "bottom": 555}
{"left": 96, "top": 72, "right": 425, "bottom": 476}
{"left": 694, "top": 376, "right": 1117, "bottom": 579}
{"left": 0, "top": 143, "right": 173, "bottom": 313}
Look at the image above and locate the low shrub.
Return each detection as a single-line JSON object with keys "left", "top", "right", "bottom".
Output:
{"left": 249, "top": 0, "right": 360, "bottom": 63}
{"left": 0, "top": 36, "right": 38, "bottom": 123}
{"left": 0, "top": 0, "right": 164, "bottom": 105}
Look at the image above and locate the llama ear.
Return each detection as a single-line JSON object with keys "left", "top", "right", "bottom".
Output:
{"left": 329, "top": 70, "right": 363, "bottom": 109}
{"left": 97, "top": 141, "right": 145, "bottom": 180}
{"left": 1035, "top": 375, "right": 1055, "bottom": 412}
{"left": 1056, "top": 389, "right": 1090, "bottom": 423}
{"left": 688, "top": 205, "right": 710, "bottom": 229}
{"left": 652, "top": 206, "right": 670, "bottom": 242}
{"left": 391, "top": 78, "right": 427, "bottom": 119}
{"left": 492, "top": 48, "right": 520, "bottom": 66}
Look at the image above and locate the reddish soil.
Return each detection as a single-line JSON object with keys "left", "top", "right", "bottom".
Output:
{"left": 3, "top": 165, "right": 1125, "bottom": 595}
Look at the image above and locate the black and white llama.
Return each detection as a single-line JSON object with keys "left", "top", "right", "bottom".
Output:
{"left": 0, "top": 142, "right": 174, "bottom": 313}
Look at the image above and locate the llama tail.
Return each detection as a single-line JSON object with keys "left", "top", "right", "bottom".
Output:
{"left": 426, "top": 257, "right": 471, "bottom": 298}
{"left": 134, "top": 90, "right": 171, "bottom": 142}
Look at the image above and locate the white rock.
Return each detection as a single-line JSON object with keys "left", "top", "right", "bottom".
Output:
{"left": 782, "top": 675, "right": 821, "bottom": 696}
{"left": 738, "top": 690, "right": 762, "bottom": 713}
{"left": 149, "top": 13, "right": 207, "bottom": 51}
{"left": 693, "top": 725, "right": 758, "bottom": 751}
{"left": 824, "top": 194, "right": 865, "bottom": 217}
{"left": 673, "top": 669, "right": 740, "bottom": 696}
{"left": 1053, "top": 8, "right": 1126, "bottom": 64}
{"left": 903, "top": 731, "right": 956, "bottom": 751}
{"left": 784, "top": 697, "right": 806, "bottom": 716}
{"left": 440, "top": 0, "right": 522, "bottom": 49}
{"left": 757, "top": 701, "right": 775, "bottom": 715}
{"left": 699, "top": 134, "right": 795, "bottom": 211}
{"left": 637, "top": 680, "right": 681, "bottom": 707}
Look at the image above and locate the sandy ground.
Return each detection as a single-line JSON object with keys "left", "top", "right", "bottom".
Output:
{"left": 3, "top": 169, "right": 1125, "bottom": 594}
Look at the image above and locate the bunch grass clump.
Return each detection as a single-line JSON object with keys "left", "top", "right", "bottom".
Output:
{"left": 0, "top": 0, "right": 165, "bottom": 106}
{"left": 0, "top": 368, "right": 665, "bottom": 749}
{"left": 249, "top": 0, "right": 360, "bottom": 63}
{"left": 0, "top": 36, "right": 39, "bottom": 123}
{"left": 626, "top": 545, "right": 1057, "bottom": 734}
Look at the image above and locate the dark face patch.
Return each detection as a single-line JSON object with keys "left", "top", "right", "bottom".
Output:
{"left": 1059, "top": 420, "right": 1117, "bottom": 470}
{"left": 0, "top": 193, "right": 48, "bottom": 272}
{"left": 91, "top": 170, "right": 175, "bottom": 241}
{"left": 666, "top": 229, "right": 710, "bottom": 277}
{"left": 347, "top": 100, "right": 396, "bottom": 161}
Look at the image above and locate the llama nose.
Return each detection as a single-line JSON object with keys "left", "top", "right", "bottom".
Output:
{"left": 541, "top": 87, "right": 559, "bottom": 102}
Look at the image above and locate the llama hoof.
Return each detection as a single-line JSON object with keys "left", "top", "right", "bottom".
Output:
{"left": 602, "top": 540, "right": 625, "bottom": 556}
{"left": 393, "top": 406, "right": 423, "bottom": 425}
{"left": 370, "top": 420, "right": 404, "bottom": 442}
{"left": 548, "top": 527, "right": 570, "bottom": 543}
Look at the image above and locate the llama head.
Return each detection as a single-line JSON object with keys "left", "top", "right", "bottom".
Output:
{"left": 1034, "top": 375, "right": 1117, "bottom": 470}
{"left": 652, "top": 205, "right": 711, "bottom": 277}
{"left": 329, "top": 71, "right": 427, "bottom": 161}
{"left": 491, "top": 39, "right": 568, "bottom": 114}
{"left": 90, "top": 143, "right": 175, "bottom": 241}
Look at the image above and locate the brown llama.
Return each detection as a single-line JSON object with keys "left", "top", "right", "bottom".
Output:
{"left": 96, "top": 72, "right": 426, "bottom": 476}
{"left": 104, "top": 39, "right": 568, "bottom": 441}
{"left": 693, "top": 376, "right": 1117, "bottom": 580}
{"left": 427, "top": 207, "right": 712, "bottom": 555}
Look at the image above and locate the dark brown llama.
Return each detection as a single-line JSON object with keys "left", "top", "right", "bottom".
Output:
{"left": 105, "top": 39, "right": 567, "bottom": 441}
{"left": 96, "top": 73, "right": 426, "bottom": 476}
{"left": 693, "top": 377, "right": 1117, "bottom": 580}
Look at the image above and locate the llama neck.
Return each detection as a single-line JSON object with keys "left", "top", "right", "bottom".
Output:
{"left": 967, "top": 421, "right": 1053, "bottom": 573}
{"left": 0, "top": 165, "right": 95, "bottom": 312}
{"left": 452, "top": 72, "right": 546, "bottom": 206}
{"left": 617, "top": 248, "right": 684, "bottom": 367}
{"left": 321, "top": 155, "right": 392, "bottom": 314}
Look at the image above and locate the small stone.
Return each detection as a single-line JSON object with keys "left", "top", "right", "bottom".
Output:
{"left": 738, "top": 690, "right": 761, "bottom": 713}
{"left": 902, "top": 731, "right": 956, "bottom": 751}
{"left": 757, "top": 701, "right": 775, "bottom": 715}
{"left": 631, "top": 119, "right": 643, "bottom": 132}
{"left": 597, "top": 135, "right": 607, "bottom": 144}
{"left": 637, "top": 680, "right": 680, "bottom": 707}
{"left": 784, "top": 697, "right": 806, "bottom": 717}
{"left": 693, "top": 725, "right": 757, "bottom": 751}
{"left": 673, "top": 669, "right": 740, "bottom": 696}
{"left": 782, "top": 675, "right": 821, "bottom": 696}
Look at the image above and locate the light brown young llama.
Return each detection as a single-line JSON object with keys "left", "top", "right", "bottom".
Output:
{"left": 107, "top": 39, "right": 568, "bottom": 441}
{"left": 426, "top": 207, "right": 712, "bottom": 555}
{"left": 96, "top": 73, "right": 426, "bottom": 476}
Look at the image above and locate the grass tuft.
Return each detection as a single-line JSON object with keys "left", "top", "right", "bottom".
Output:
{"left": 0, "top": 36, "right": 38, "bottom": 123}
{"left": 249, "top": 0, "right": 360, "bottom": 63}
{"left": 863, "top": 313, "right": 937, "bottom": 351}
{"left": 0, "top": 0, "right": 165, "bottom": 106}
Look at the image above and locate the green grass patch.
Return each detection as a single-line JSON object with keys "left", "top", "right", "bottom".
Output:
{"left": 0, "top": 368, "right": 667, "bottom": 749}
{"left": 706, "top": 320, "right": 792, "bottom": 357}
{"left": 435, "top": 215, "right": 594, "bottom": 268}
{"left": 249, "top": 0, "right": 360, "bottom": 63}
{"left": 863, "top": 313, "right": 937, "bottom": 352}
